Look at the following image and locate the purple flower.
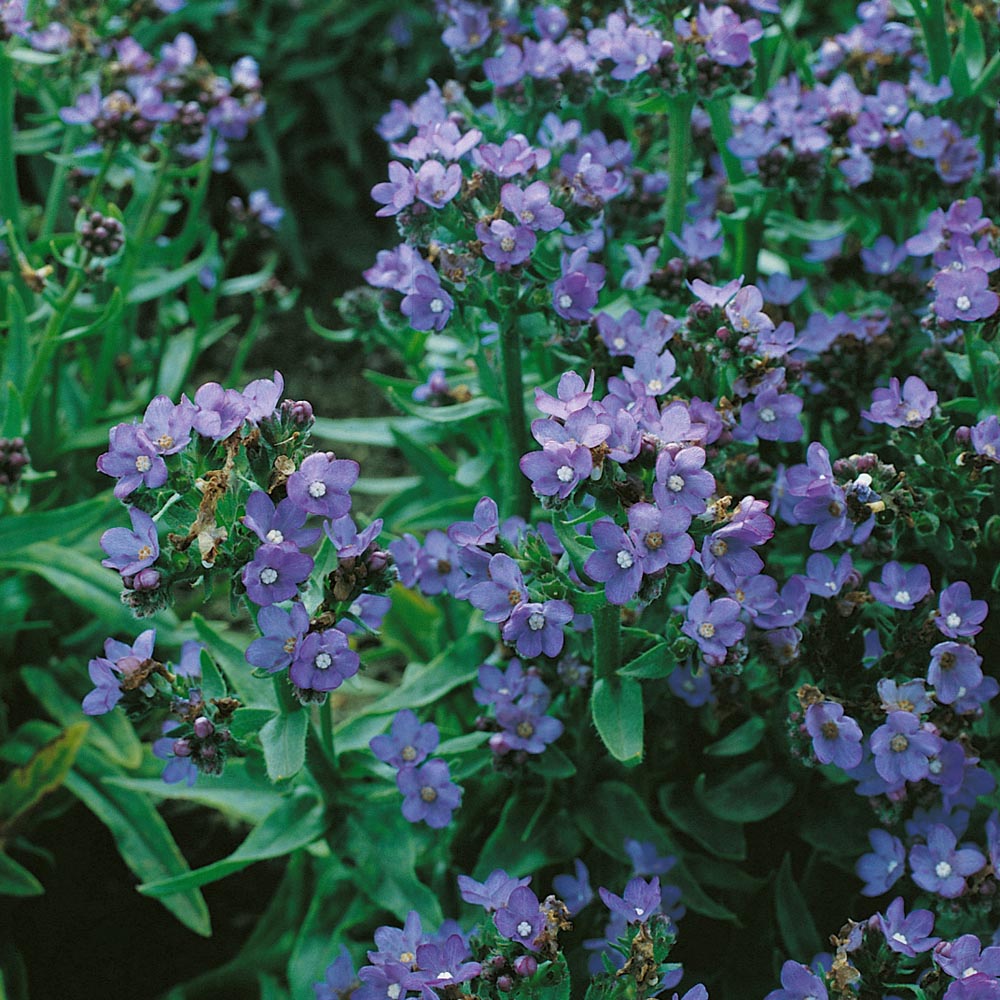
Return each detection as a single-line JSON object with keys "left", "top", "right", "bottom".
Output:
{"left": 725, "top": 285, "right": 773, "bottom": 337}
{"left": 800, "top": 552, "right": 854, "bottom": 598}
{"left": 458, "top": 869, "right": 530, "bottom": 911}
{"left": 468, "top": 553, "right": 527, "bottom": 623}
{"left": 552, "top": 248, "right": 605, "bottom": 321}
{"left": 621, "top": 244, "right": 659, "bottom": 290}
{"left": 495, "top": 700, "right": 563, "bottom": 754}
{"left": 97, "top": 423, "right": 168, "bottom": 498}
{"left": 585, "top": 519, "right": 643, "bottom": 605}
{"left": 682, "top": 591, "right": 745, "bottom": 660}
{"left": 245, "top": 602, "right": 310, "bottom": 673}
{"left": 805, "top": 702, "right": 863, "bottom": 769}
{"left": 401, "top": 274, "right": 454, "bottom": 332}
{"left": 936, "top": 582, "right": 988, "bottom": 639}
{"left": 153, "top": 723, "right": 198, "bottom": 787}
{"left": 473, "top": 134, "right": 549, "bottom": 178}
{"left": 448, "top": 496, "right": 499, "bottom": 547}
{"left": 476, "top": 219, "right": 536, "bottom": 270}
{"left": 475, "top": 660, "right": 548, "bottom": 709}
{"left": 972, "top": 415, "right": 1000, "bottom": 461}
{"left": 100, "top": 507, "right": 159, "bottom": 577}
{"left": 856, "top": 829, "right": 906, "bottom": 896}
{"left": 628, "top": 503, "right": 694, "bottom": 573}
{"left": 553, "top": 859, "right": 592, "bottom": 916}
{"left": 140, "top": 395, "right": 194, "bottom": 454}
{"left": 877, "top": 677, "right": 932, "bottom": 715}
{"left": 598, "top": 876, "right": 660, "bottom": 924}
{"left": 738, "top": 387, "right": 803, "bottom": 442}
{"left": 935, "top": 935, "right": 1000, "bottom": 981}
{"left": 670, "top": 219, "right": 723, "bottom": 261}
{"left": 520, "top": 441, "right": 592, "bottom": 498}
{"left": 869, "top": 711, "right": 941, "bottom": 785}
{"left": 934, "top": 267, "right": 1000, "bottom": 322}
{"left": 370, "top": 709, "right": 439, "bottom": 769}
{"left": 862, "top": 376, "right": 937, "bottom": 428}
{"left": 653, "top": 447, "right": 715, "bottom": 515}
{"left": 286, "top": 452, "right": 358, "bottom": 519}
{"left": 764, "top": 961, "right": 828, "bottom": 1000}
{"left": 928, "top": 642, "right": 983, "bottom": 705}
{"left": 869, "top": 561, "right": 931, "bottom": 611}
{"left": 364, "top": 243, "right": 436, "bottom": 294}
{"left": 243, "top": 490, "right": 321, "bottom": 549}
{"left": 367, "top": 909, "right": 425, "bottom": 966}
{"left": 494, "top": 885, "right": 546, "bottom": 949}
{"left": 314, "top": 946, "right": 357, "bottom": 1000}
{"left": 242, "top": 371, "right": 284, "bottom": 422}
{"left": 413, "top": 159, "right": 462, "bottom": 208}
{"left": 412, "top": 530, "right": 465, "bottom": 596}
{"left": 501, "top": 181, "right": 564, "bottom": 232}
{"left": 191, "top": 382, "right": 250, "bottom": 440}
{"left": 442, "top": 2, "right": 490, "bottom": 52}
{"left": 290, "top": 628, "right": 359, "bottom": 693}
{"left": 502, "top": 600, "right": 573, "bottom": 658}
{"left": 876, "top": 897, "right": 940, "bottom": 956}
{"left": 242, "top": 542, "right": 314, "bottom": 606}
{"left": 82, "top": 630, "right": 156, "bottom": 716}
{"left": 909, "top": 824, "right": 985, "bottom": 898}
{"left": 689, "top": 276, "right": 742, "bottom": 309}
{"left": 411, "top": 934, "right": 481, "bottom": 993}
{"left": 397, "top": 759, "right": 462, "bottom": 828}
{"left": 356, "top": 962, "right": 413, "bottom": 1000}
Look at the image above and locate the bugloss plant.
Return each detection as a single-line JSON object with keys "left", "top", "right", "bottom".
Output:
{"left": 3, "top": 0, "right": 1000, "bottom": 997}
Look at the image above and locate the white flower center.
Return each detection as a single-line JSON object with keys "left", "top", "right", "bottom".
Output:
{"left": 956, "top": 295, "right": 971, "bottom": 311}
{"left": 500, "top": 236, "right": 516, "bottom": 252}
{"left": 436, "top": 972, "right": 453, "bottom": 981}
{"left": 634, "top": 906, "right": 645, "bottom": 916}
{"left": 962, "top": 967, "right": 979, "bottom": 979}
{"left": 667, "top": 474, "right": 685, "bottom": 492}
{"left": 521, "top": 209, "right": 535, "bottom": 222}
{"left": 698, "top": 622, "right": 716, "bottom": 638}
{"left": 429, "top": 297, "right": 445, "bottom": 314}
{"left": 259, "top": 567, "right": 278, "bottom": 585}
{"left": 647, "top": 378, "right": 663, "bottom": 393}
{"left": 825, "top": 581, "right": 837, "bottom": 591}
{"left": 517, "top": 920, "right": 532, "bottom": 937}
{"left": 387, "top": 986, "right": 402, "bottom": 1000}
{"left": 894, "top": 589, "right": 911, "bottom": 605}
{"left": 137, "top": 545, "right": 153, "bottom": 561}
{"left": 886, "top": 860, "right": 898, "bottom": 873}
{"left": 308, "top": 480, "right": 327, "bottom": 498}
{"left": 556, "top": 464, "right": 574, "bottom": 483}
{"left": 892, "top": 932, "right": 908, "bottom": 944}
{"left": 935, "top": 861, "right": 953, "bottom": 879}
{"left": 528, "top": 612, "right": 546, "bottom": 631}
{"left": 613, "top": 336, "right": 626, "bottom": 349}
{"left": 135, "top": 455, "right": 152, "bottom": 472}
{"left": 946, "top": 612, "right": 961, "bottom": 628}
{"left": 266, "top": 528, "right": 284, "bottom": 544}
{"left": 928, "top": 759, "right": 943, "bottom": 774}
{"left": 635, "top": 53, "right": 648, "bottom": 66}
{"left": 905, "top": 408, "right": 922, "bottom": 423}
{"left": 758, "top": 407, "right": 777, "bottom": 423}
{"left": 616, "top": 550, "right": 634, "bottom": 569}
{"left": 558, "top": 293, "right": 573, "bottom": 309}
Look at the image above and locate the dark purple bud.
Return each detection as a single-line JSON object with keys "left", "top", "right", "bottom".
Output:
{"left": 490, "top": 732, "right": 512, "bottom": 755}
{"left": 737, "top": 335, "right": 755, "bottom": 353}
{"left": 955, "top": 426, "right": 972, "bottom": 445}
{"left": 367, "top": 549, "right": 390, "bottom": 574}
{"left": 281, "top": 399, "right": 314, "bottom": 426}
{"left": 132, "top": 568, "right": 161, "bottom": 592}
{"left": 513, "top": 956, "right": 537, "bottom": 977}
{"left": 855, "top": 453, "right": 878, "bottom": 472}
{"left": 193, "top": 716, "right": 214, "bottom": 739}
{"left": 716, "top": 326, "right": 730, "bottom": 341}
{"left": 200, "top": 743, "right": 218, "bottom": 760}
{"left": 173, "top": 738, "right": 192, "bottom": 757}
{"left": 497, "top": 976, "right": 513, "bottom": 993}
{"left": 491, "top": 956, "right": 507, "bottom": 970}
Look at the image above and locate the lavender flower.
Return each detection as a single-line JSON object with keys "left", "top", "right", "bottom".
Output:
{"left": 458, "top": 869, "right": 530, "bottom": 911}
{"left": 401, "top": 274, "right": 454, "bottom": 331}
{"left": 928, "top": 642, "right": 983, "bottom": 705}
{"left": 290, "top": 628, "right": 359, "bottom": 692}
{"left": 397, "top": 759, "right": 461, "bottom": 828}
{"left": 370, "top": 709, "right": 439, "bottom": 769}
{"left": 502, "top": 600, "right": 573, "bottom": 658}
{"left": 97, "top": 423, "right": 168, "bottom": 498}
{"left": 191, "top": 382, "right": 250, "bottom": 439}
{"left": 856, "top": 829, "right": 906, "bottom": 896}
{"left": 909, "top": 824, "right": 985, "bottom": 898}
{"left": 682, "top": 591, "right": 745, "bottom": 660}
{"left": 286, "top": 452, "right": 358, "bottom": 519}
{"left": 738, "top": 387, "right": 803, "bottom": 442}
{"left": 242, "top": 543, "right": 314, "bottom": 606}
{"left": 243, "top": 490, "right": 321, "bottom": 549}
{"left": 876, "top": 897, "right": 940, "bottom": 956}
{"left": 869, "top": 561, "right": 931, "bottom": 611}
{"left": 936, "top": 582, "right": 988, "bottom": 638}
{"left": 861, "top": 376, "right": 937, "bottom": 428}
{"left": 764, "top": 961, "right": 828, "bottom": 1000}
{"left": 598, "top": 876, "right": 661, "bottom": 924}
{"left": 805, "top": 702, "right": 863, "bottom": 769}
{"left": 245, "top": 602, "right": 310, "bottom": 673}
{"left": 653, "top": 447, "right": 715, "bottom": 515}
{"left": 494, "top": 885, "right": 546, "bottom": 949}
{"left": 476, "top": 219, "right": 536, "bottom": 270}
{"left": 100, "top": 507, "right": 159, "bottom": 578}
{"left": 870, "top": 711, "right": 941, "bottom": 785}
{"left": 82, "top": 630, "right": 156, "bottom": 716}
{"left": 553, "top": 859, "right": 592, "bottom": 916}
{"left": 585, "top": 519, "right": 642, "bottom": 605}
{"left": 500, "top": 181, "right": 564, "bottom": 231}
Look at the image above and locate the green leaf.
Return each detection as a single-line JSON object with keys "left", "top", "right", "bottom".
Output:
{"left": 312, "top": 415, "right": 429, "bottom": 448}
{"left": 125, "top": 235, "right": 218, "bottom": 304}
{"left": 695, "top": 762, "right": 795, "bottom": 822}
{"left": 551, "top": 511, "right": 599, "bottom": 579}
{"left": 527, "top": 745, "right": 576, "bottom": 779}
{"left": 19, "top": 665, "right": 143, "bottom": 769}
{"left": 139, "top": 788, "right": 326, "bottom": 899}
{"left": 575, "top": 781, "right": 664, "bottom": 859}
{"left": 8, "top": 722, "right": 210, "bottom": 934}
{"left": 591, "top": 677, "right": 644, "bottom": 764}
{"left": 0, "top": 496, "right": 114, "bottom": 557}
{"left": 385, "top": 387, "right": 502, "bottom": 424}
{"left": 764, "top": 211, "right": 847, "bottom": 242}
{"left": 618, "top": 642, "right": 676, "bottom": 680}
{"left": 0, "top": 721, "right": 88, "bottom": 831}
{"left": 703, "top": 717, "right": 768, "bottom": 757}
{"left": 191, "top": 613, "right": 275, "bottom": 708}
{"left": 658, "top": 784, "right": 746, "bottom": 861}
{"left": 58, "top": 289, "right": 124, "bottom": 344}
{"left": 0, "top": 853, "right": 43, "bottom": 897}
{"left": 229, "top": 708, "right": 278, "bottom": 741}
{"left": 962, "top": 4, "right": 986, "bottom": 79}
{"left": 259, "top": 709, "right": 308, "bottom": 782}
{"left": 775, "top": 854, "right": 822, "bottom": 961}
{"left": 477, "top": 792, "right": 582, "bottom": 879}
{"left": 197, "top": 648, "right": 227, "bottom": 703}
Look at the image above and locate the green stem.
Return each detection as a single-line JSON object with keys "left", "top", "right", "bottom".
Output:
{"left": 22, "top": 270, "right": 84, "bottom": 414}
{"left": 912, "top": 0, "right": 950, "bottom": 84}
{"left": 592, "top": 603, "right": 621, "bottom": 679}
{"left": 0, "top": 48, "right": 30, "bottom": 306}
{"left": 225, "top": 293, "right": 265, "bottom": 386}
{"left": 320, "top": 701, "right": 336, "bottom": 764}
{"left": 965, "top": 326, "right": 991, "bottom": 412}
{"left": 39, "top": 130, "right": 76, "bottom": 243}
{"left": 663, "top": 93, "right": 696, "bottom": 252}
{"left": 497, "top": 314, "right": 532, "bottom": 521}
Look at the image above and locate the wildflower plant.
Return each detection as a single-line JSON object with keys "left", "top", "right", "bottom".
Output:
{"left": 2, "top": 0, "right": 1000, "bottom": 997}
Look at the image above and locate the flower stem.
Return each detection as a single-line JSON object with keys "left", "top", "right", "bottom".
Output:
{"left": 498, "top": 315, "right": 532, "bottom": 521}
{"left": 663, "top": 93, "right": 696, "bottom": 253}
{"left": 965, "top": 326, "right": 991, "bottom": 413}
{"left": 0, "top": 48, "right": 30, "bottom": 306}
{"left": 22, "top": 270, "right": 85, "bottom": 414}
{"left": 592, "top": 603, "right": 621, "bottom": 679}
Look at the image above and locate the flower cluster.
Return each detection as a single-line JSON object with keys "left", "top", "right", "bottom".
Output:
{"left": 370, "top": 709, "right": 464, "bottom": 829}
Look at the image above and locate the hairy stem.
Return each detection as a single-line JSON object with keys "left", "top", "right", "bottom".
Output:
{"left": 498, "top": 316, "right": 532, "bottom": 521}
{"left": 592, "top": 603, "right": 621, "bottom": 679}
{"left": 663, "top": 94, "right": 696, "bottom": 252}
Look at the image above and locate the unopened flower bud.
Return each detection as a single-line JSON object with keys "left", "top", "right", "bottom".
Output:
{"left": 200, "top": 743, "right": 218, "bottom": 760}
{"left": 132, "top": 568, "right": 161, "bottom": 592}
{"left": 736, "top": 335, "right": 755, "bottom": 354}
{"left": 497, "top": 975, "right": 513, "bottom": 993}
{"left": 955, "top": 426, "right": 972, "bottom": 445}
{"left": 193, "top": 716, "right": 214, "bottom": 739}
{"left": 513, "top": 955, "right": 537, "bottom": 977}
{"left": 173, "top": 738, "right": 192, "bottom": 757}
{"left": 489, "top": 732, "right": 512, "bottom": 756}
{"left": 282, "top": 399, "right": 314, "bottom": 426}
